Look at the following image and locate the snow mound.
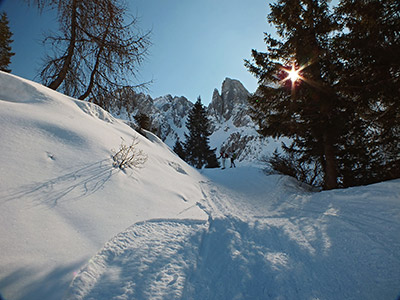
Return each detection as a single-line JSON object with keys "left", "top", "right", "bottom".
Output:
{"left": 1, "top": 71, "right": 400, "bottom": 300}
{"left": 0, "top": 71, "right": 50, "bottom": 103}
{"left": 74, "top": 100, "right": 115, "bottom": 123}
{"left": 0, "top": 72, "right": 206, "bottom": 300}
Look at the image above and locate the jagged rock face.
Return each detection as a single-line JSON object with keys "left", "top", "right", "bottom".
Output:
{"left": 220, "top": 133, "right": 258, "bottom": 161}
{"left": 132, "top": 94, "right": 155, "bottom": 116}
{"left": 154, "top": 95, "right": 193, "bottom": 128}
{"left": 208, "top": 89, "right": 224, "bottom": 123}
{"left": 208, "top": 78, "right": 252, "bottom": 130}
{"left": 151, "top": 95, "right": 193, "bottom": 142}
{"left": 108, "top": 91, "right": 193, "bottom": 142}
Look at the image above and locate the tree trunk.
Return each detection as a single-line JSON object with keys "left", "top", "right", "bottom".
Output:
{"left": 78, "top": 51, "right": 101, "bottom": 100}
{"left": 78, "top": 15, "right": 112, "bottom": 100}
{"left": 48, "top": 0, "right": 77, "bottom": 90}
{"left": 323, "top": 131, "right": 338, "bottom": 190}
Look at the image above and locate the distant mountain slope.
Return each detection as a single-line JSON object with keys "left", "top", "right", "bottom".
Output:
{"left": 110, "top": 78, "right": 284, "bottom": 164}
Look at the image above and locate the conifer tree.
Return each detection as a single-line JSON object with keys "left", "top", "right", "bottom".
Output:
{"left": 184, "top": 97, "right": 219, "bottom": 169}
{"left": 173, "top": 139, "right": 186, "bottom": 160}
{"left": 0, "top": 12, "right": 15, "bottom": 73}
{"left": 333, "top": 0, "right": 400, "bottom": 185}
{"left": 135, "top": 113, "right": 151, "bottom": 133}
{"left": 245, "top": 0, "right": 342, "bottom": 189}
{"left": 247, "top": 0, "right": 399, "bottom": 188}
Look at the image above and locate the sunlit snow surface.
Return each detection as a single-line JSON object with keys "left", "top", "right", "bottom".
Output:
{"left": 1, "top": 71, "right": 400, "bottom": 300}
{"left": 67, "top": 168, "right": 400, "bottom": 300}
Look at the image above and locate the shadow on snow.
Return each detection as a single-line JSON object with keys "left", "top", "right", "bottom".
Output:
{"left": 1, "top": 159, "right": 118, "bottom": 207}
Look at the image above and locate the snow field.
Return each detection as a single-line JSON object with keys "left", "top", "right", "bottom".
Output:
{"left": 1, "top": 71, "right": 400, "bottom": 300}
{"left": 66, "top": 167, "right": 400, "bottom": 299}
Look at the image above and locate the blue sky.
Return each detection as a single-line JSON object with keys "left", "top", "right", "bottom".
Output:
{"left": 1, "top": 0, "right": 275, "bottom": 104}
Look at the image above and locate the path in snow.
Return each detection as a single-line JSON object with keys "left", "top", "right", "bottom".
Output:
{"left": 65, "top": 219, "right": 208, "bottom": 300}
{"left": 66, "top": 167, "right": 400, "bottom": 300}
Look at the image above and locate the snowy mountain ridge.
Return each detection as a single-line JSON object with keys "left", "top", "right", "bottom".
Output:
{"left": 110, "top": 78, "right": 279, "bottom": 163}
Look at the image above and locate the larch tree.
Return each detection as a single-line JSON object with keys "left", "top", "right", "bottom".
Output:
{"left": 29, "top": 0, "right": 150, "bottom": 103}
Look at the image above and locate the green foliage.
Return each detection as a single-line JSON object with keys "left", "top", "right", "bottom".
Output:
{"left": 184, "top": 97, "right": 219, "bottom": 169}
{"left": 0, "top": 12, "right": 15, "bottom": 73}
{"left": 246, "top": 0, "right": 341, "bottom": 189}
{"left": 333, "top": 0, "right": 400, "bottom": 186}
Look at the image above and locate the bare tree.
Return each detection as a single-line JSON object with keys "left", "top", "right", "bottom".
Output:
{"left": 29, "top": 0, "right": 151, "bottom": 102}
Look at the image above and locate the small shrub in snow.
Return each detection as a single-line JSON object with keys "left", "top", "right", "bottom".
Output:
{"left": 111, "top": 137, "right": 147, "bottom": 170}
{"left": 265, "top": 149, "right": 322, "bottom": 188}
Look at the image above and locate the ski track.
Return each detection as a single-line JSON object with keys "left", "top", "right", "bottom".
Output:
{"left": 65, "top": 219, "right": 208, "bottom": 300}
{"left": 65, "top": 172, "right": 400, "bottom": 300}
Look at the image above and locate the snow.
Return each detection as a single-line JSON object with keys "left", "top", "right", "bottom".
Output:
{"left": 208, "top": 116, "right": 290, "bottom": 164}
{"left": 0, "top": 71, "right": 206, "bottom": 300}
{"left": 1, "top": 71, "right": 400, "bottom": 300}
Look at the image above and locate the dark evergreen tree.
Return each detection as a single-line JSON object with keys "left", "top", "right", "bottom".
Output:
{"left": 333, "top": 0, "right": 400, "bottom": 185}
{"left": 245, "top": 0, "right": 343, "bottom": 189}
{"left": 184, "top": 97, "right": 219, "bottom": 169}
{"left": 135, "top": 113, "right": 151, "bottom": 132}
{"left": 206, "top": 147, "right": 220, "bottom": 168}
{"left": 246, "top": 0, "right": 399, "bottom": 189}
{"left": 0, "top": 12, "right": 15, "bottom": 73}
{"left": 173, "top": 139, "right": 186, "bottom": 160}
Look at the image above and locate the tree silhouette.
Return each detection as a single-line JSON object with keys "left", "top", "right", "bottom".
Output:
{"left": 0, "top": 12, "right": 15, "bottom": 73}
{"left": 184, "top": 97, "right": 219, "bottom": 169}
{"left": 29, "top": 0, "right": 150, "bottom": 103}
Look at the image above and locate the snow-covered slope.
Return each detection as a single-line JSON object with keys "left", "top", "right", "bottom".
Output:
{"left": 1, "top": 71, "right": 400, "bottom": 300}
{"left": 0, "top": 71, "right": 207, "bottom": 300}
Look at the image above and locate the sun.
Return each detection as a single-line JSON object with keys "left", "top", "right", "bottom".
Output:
{"left": 283, "top": 64, "right": 302, "bottom": 84}
{"left": 287, "top": 65, "right": 301, "bottom": 83}
{"left": 279, "top": 61, "right": 307, "bottom": 96}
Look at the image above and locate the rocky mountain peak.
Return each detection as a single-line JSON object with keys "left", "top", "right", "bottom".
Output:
{"left": 221, "top": 78, "right": 250, "bottom": 105}
{"left": 153, "top": 95, "right": 192, "bottom": 118}
{"left": 208, "top": 78, "right": 251, "bottom": 128}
